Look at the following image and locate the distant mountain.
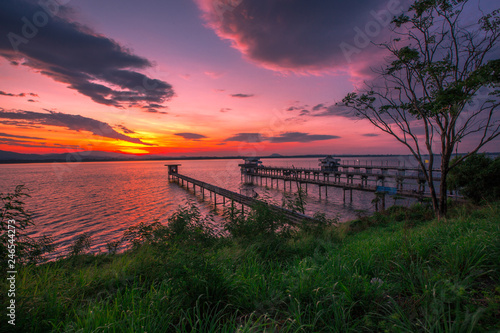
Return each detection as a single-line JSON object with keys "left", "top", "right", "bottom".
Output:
{"left": 0, "top": 150, "right": 138, "bottom": 162}
{"left": 0, "top": 150, "right": 46, "bottom": 161}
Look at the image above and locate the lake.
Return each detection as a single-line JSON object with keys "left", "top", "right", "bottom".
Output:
{"left": 0, "top": 156, "right": 422, "bottom": 258}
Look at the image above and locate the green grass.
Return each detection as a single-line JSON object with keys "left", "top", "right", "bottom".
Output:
{"left": 3, "top": 202, "right": 500, "bottom": 332}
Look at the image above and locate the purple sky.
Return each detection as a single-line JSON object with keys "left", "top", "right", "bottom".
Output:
{"left": 0, "top": 0, "right": 498, "bottom": 156}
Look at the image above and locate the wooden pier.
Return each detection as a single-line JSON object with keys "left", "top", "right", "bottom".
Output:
{"left": 239, "top": 157, "right": 441, "bottom": 209}
{"left": 166, "top": 164, "right": 320, "bottom": 225}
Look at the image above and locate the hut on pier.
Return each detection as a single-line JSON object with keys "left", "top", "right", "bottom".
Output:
{"left": 319, "top": 155, "right": 341, "bottom": 172}
{"left": 238, "top": 157, "right": 262, "bottom": 183}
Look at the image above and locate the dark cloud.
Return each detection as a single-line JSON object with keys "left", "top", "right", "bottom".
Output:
{"left": 287, "top": 103, "right": 356, "bottom": 119}
{"left": 321, "top": 105, "right": 357, "bottom": 118}
{"left": 312, "top": 103, "right": 325, "bottom": 111}
{"left": 197, "top": 0, "right": 407, "bottom": 72}
{"left": 146, "top": 103, "right": 168, "bottom": 109}
{"left": 362, "top": 133, "right": 379, "bottom": 137}
{"left": 0, "top": 109, "right": 153, "bottom": 145}
{"left": 268, "top": 132, "right": 340, "bottom": 143}
{"left": 0, "top": 120, "right": 43, "bottom": 128}
{"left": 144, "top": 109, "right": 168, "bottom": 114}
{"left": 224, "top": 131, "right": 339, "bottom": 143}
{"left": 0, "top": 0, "right": 174, "bottom": 111}
{"left": 116, "top": 124, "right": 135, "bottom": 134}
{"left": 225, "top": 132, "right": 264, "bottom": 143}
{"left": 0, "top": 137, "right": 80, "bottom": 149}
{"left": 220, "top": 108, "right": 232, "bottom": 112}
{"left": 231, "top": 93, "right": 254, "bottom": 98}
{"left": 174, "top": 132, "right": 208, "bottom": 140}
{"left": 27, "top": 99, "right": 36, "bottom": 102}
{"left": 286, "top": 105, "right": 308, "bottom": 112}
{"left": 0, "top": 90, "right": 38, "bottom": 97}
{"left": 0, "top": 132, "right": 44, "bottom": 140}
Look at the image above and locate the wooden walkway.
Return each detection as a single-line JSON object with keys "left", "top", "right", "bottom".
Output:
{"left": 246, "top": 167, "right": 428, "bottom": 201}
{"left": 248, "top": 172, "right": 428, "bottom": 200}
{"left": 238, "top": 157, "right": 445, "bottom": 210}
{"left": 252, "top": 165, "right": 441, "bottom": 182}
{"left": 166, "top": 165, "right": 320, "bottom": 225}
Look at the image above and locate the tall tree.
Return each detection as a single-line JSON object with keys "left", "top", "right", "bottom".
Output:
{"left": 343, "top": 0, "right": 500, "bottom": 218}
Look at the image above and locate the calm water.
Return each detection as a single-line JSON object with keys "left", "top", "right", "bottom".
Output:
{"left": 0, "top": 156, "right": 421, "bottom": 258}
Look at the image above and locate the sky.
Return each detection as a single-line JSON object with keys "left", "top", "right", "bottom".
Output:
{"left": 0, "top": 0, "right": 498, "bottom": 157}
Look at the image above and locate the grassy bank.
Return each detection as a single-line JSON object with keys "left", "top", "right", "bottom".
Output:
{"left": 4, "top": 202, "right": 500, "bottom": 332}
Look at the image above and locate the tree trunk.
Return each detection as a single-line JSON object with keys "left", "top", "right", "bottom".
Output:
{"left": 439, "top": 151, "right": 452, "bottom": 219}
{"left": 427, "top": 178, "right": 440, "bottom": 217}
{"left": 438, "top": 172, "right": 448, "bottom": 219}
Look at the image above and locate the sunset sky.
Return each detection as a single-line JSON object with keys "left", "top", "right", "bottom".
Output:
{"left": 0, "top": 0, "right": 498, "bottom": 157}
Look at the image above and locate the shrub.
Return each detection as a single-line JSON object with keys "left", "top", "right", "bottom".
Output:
{"left": 299, "top": 211, "right": 338, "bottom": 236}
{"left": 68, "top": 232, "right": 92, "bottom": 256}
{"left": 449, "top": 153, "right": 500, "bottom": 203}
{"left": 122, "top": 203, "right": 217, "bottom": 250}
{"left": 224, "top": 202, "right": 291, "bottom": 242}
{"left": 0, "top": 185, "right": 54, "bottom": 265}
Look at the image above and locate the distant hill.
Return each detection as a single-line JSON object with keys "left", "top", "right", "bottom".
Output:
{"left": 2, "top": 150, "right": 497, "bottom": 164}
{"left": 0, "top": 150, "right": 47, "bottom": 161}
{"left": 0, "top": 150, "right": 137, "bottom": 163}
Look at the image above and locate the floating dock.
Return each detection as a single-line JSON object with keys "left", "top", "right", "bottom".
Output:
{"left": 166, "top": 164, "right": 320, "bottom": 225}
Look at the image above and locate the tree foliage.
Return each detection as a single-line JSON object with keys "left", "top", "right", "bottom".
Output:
{"left": 343, "top": 0, "right": 500, "bottom": 217}
{"left": 448, "top": 153, "right": 500, "bottom": 203}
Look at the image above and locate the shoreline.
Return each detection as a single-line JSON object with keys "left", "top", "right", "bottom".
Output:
{"left": 2, "top": 152, "right": 499, "bottom": 165}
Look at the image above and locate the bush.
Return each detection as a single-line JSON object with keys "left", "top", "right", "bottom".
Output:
{"left": 224, "top": 202, "right": 291, "bottom": 242}
{"left": 122, "top": 203, "right": 217, "bottom": 250}
{"left": 0, "top": 185, "right": 54, "bottom": 265}
{"left": 449, "top": 153, "right": 500, "bottom": 203}
{"left": 68, "top": 233, "right": 92, "bottom": 256}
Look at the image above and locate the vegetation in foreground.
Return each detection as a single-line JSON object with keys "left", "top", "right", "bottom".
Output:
{"left": 1, "top": 191, "right": 499, "bottom": 332}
